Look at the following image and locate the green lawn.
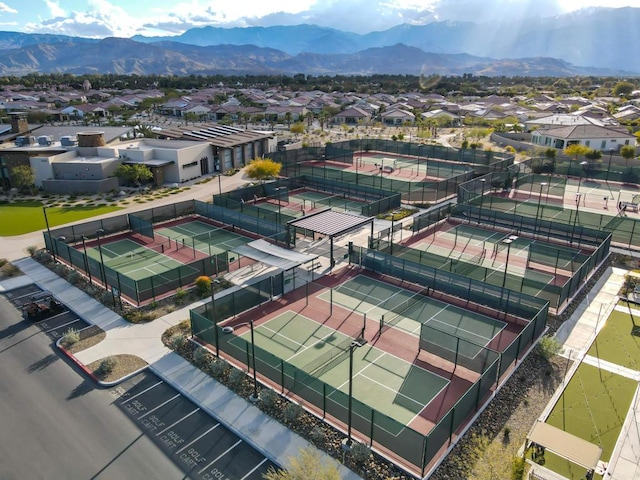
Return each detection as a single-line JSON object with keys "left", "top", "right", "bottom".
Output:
{"left": 588, "top": 308, "right": 640, "bottom": 370}
{"left": 0, "top": 201, "right": 122, "bottom": 236}
{"left": 544, "top": 363, "right": 636, "bottom": 479}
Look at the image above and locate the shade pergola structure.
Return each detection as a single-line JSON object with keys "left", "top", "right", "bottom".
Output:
{"left": 526, "top": 421, "right": 602, "bottom": 473}
{"left": 231, "top": 239, "right": 319, "bottom": 271}
{"left": 287, "top": 208, "right": 375, "bottom": 268}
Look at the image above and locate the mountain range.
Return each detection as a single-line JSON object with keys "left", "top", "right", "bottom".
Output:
{"left": 0, "top": 7, "right": 637, "bottom": 77}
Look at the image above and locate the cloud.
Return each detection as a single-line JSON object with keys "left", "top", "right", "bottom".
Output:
{"left": 44, "top": 0, "right": 65, "bottom": 18}
{"left": 24, "top": 0, "right": 140, "bottom": 37}
{"left": 0, "top": 2, "right": 17, "bottom": 14}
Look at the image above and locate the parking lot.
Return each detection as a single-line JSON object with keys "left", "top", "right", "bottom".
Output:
{"left": 6, "top": 284, "right": 90, "bottom": 341}
{"left": 5, "top": 282, "right": 277, "bottom": 480}
{"left": 109, "top": 371, "right": 276, "bottom": 480}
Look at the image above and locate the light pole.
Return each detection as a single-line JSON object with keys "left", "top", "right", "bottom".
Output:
{"left": 217, "top": 173, "right": 222, "bottom": 195}
{"left": 81, "top": 235, "right": 92, "bottom": 285}
{"left": 95, "top": 229, "right": 110, "bottom": 302}
{"left": 43, "top": 206, "right": 53, "bottom": 260}
{"left": 344, "top": 337, "right": 368, "bottom": 449}
{"left": 249, "top": 320, "right": 259, "bottom": 402}
{"left": 478, "top": 178, "right": 486, "bottom": 223}
{"left": 535, "top": 182, "right": 547, "bottom": 230}
{"left": 574, "top": 193, "right": 582, "bottom": 225}
{"left": 606, "top": 148, "right": 614, "bottom": 182}
{"left": 501, "top": 236, "right": 516, "bottom": 289}
{"left": 577, "top": 161, "right": 588, "bottom": 192}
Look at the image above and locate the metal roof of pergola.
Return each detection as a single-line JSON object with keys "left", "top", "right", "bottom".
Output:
{"left": 527, "top": 421, "right": 602, "bottom": 470}
{"left": 288, "top": 209, "right": 374, "bottom": 268}
{"left": 288, "top": 208, "right": 374, "bottom": 238}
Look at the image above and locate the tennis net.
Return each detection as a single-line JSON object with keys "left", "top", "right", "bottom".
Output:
{"left": 298, "top": 336, "right": 353, "bottom": 379}
{"left": 379, "top": 286, "right": 429, "bottom": 334}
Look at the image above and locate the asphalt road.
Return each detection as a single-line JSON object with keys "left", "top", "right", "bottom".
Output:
{"left": 0, "top": 293, "right": 187, "bottom": 480}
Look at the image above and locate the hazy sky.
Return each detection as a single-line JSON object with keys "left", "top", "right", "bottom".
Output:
{"left": 0, "top": 0, "right": 637, "bottom": 38}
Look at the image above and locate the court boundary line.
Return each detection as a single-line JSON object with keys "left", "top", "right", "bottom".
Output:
{"left": 239, "top": 311, "right": 450, "bottom": 439}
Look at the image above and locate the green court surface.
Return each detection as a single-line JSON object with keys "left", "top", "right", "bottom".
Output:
{"left": 155, "top": 220, "right": 252, "bottom": 255}
{"left": 253, "top": 199, "right": 305, "bottom": 218}
{"left": 288, "top": 190, "right": 367, "bottom": 212}
{"left": 85, "top": 238, "right": 191, "bottom": 280}
{"left": 440, "top": 224, "right": 583, "bottom": 270}
{"left": 364, "top": 154, "right": 467, "bottom": 178}
{"left": 544, "top": 363, "right": 636, "bottom": 478}
{"left": 235, "top": 311, "right": 449, "bottom": 427}
{"left": 319, "top": 275, "right": 505, "bottom": 355}
{"left": 587, "top": 307, "right": 640, "bottom": 371}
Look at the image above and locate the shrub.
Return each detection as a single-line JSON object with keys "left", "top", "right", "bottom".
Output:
{"left": 195, "top": 276, "right": 211, "bottom": 297}
{"left": 260, "top": 388, "right": 279, "bottom": 410}
{"left": 175, "top": 287, "right": 187, "bottom": 303}
{"left": 26, "top": 245, "right": 38, "bottom": 257}
{"left": 228, "top": 368, "right": 246, "bottom": 390}
{"left": 61, "top": 327, "right": 80, "bottom": 348}
{"left": 34, "top": 250, "right": 52, "bottom": 264}
{"left": 67, "top": 270, "right": 82, "bottom": 285}
{"left": 53, "top": 263, "right": 67, "bottom": 277}
{"left": 349, "top": 442, "right": 372, "bottom": 464}
{"left": 168, "top": 333, "right": 187, "bottom": 351}
{"left": 124, "top": 310, "right": 156, "bottom": 323}
{"left": 309, "top": 426, "right": 326, "bottom": 445}
{"left": 1, "top": 263, "right": 20, "bottom": 277}
{"left": 504, "top": 426, "right": 511, "bottom": 438}
{"left": 97, "top": 356, "right": 118, "bottom": 376}
{"left": 193, "top": 347, "right": 212, "bottom": 368}
{"left": 209, "top": 358, "right": 228, "bottom": 379}
{"left": 511, "top": 456, "right": 526, "bottom": 480}
{"left": 537, "top": 335, "right": 563, "bottom": 359}
{"left": 283, "top": 402, "right": 303, "bottom": 424}
{"left": 100, "top": 290, "right": 114, "bottom": 307}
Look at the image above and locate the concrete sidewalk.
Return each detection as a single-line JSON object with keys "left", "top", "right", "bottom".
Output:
{"left": 4, "top": 257, "right": 362, "bottom": 480}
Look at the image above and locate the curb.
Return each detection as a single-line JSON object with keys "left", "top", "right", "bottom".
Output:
{"left": 55, "top": 336, "right": 149, "bottom": 387}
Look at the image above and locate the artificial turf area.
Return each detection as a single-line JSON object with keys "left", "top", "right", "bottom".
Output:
{"left": 0, "top": 201, "right": 122, "bottom": 236}
{"left": 543, "top": 363, "right": 636, "bottom": 479}
{"left": 588, "top": 304, "right": 640, "bottom": 370}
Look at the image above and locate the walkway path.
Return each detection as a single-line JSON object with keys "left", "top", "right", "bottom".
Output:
{"left": 3, "top": 257, "right": 362, "bottom": 480}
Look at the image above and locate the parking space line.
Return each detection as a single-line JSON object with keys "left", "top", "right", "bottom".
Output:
{"left": 43, "top": 318, "right": 82, "bottom": 334}
{"left": 241, "top": 458, "right": 269, "bottom": 479}
{"left": 120, "top": 380, "right": 164, "bottom": 405}
{"left": 198, "top": 439, "right": 243, "bottom": 474}
{"left": 155, "top": 407, "right": 200, "bottom": 436}
{"left": 175, "top": 424, "right": 220, "bottom": 455}
{"left": 139, "top": 393, "right": 181, "bottom": 420}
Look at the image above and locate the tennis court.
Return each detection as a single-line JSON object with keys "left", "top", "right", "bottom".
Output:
{"left": 85, "top": 238, "right": 195, "bottom": 281}
{"left": 361, "top": 153, "right": 468, "bottom": 178}
{"left": 437, "top": 223, "right": 584, "bottom": 271}
{"left": 234, "top": 310, "right": 449, "bottom": 428}
{"left": 287, "top": 190, "right": 369, "bottom": 212}
{"left": 155, "top": 219, "right": 253, "bottom": 256}
{"left": 320, "top": 275, "right": 506, "bottom": 358}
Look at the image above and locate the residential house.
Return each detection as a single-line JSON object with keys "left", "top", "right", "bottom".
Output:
{"left": 330, "top": 106, "right": 371, "bottom": 125}
{"left": 531, "top": 124, "right": 636, "bottom": 151}
{"left": 381, "top": 108, "right": 415, "bottom": 126}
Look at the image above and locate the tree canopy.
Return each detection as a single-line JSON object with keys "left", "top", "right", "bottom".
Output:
{"left": 10, "top": 165, "right": 35, "bottom": 191}
{"left": 244, "top": 158, "right": 282, "bottom": 182}
{"left": 114, "top": 163, "right": 153, "bottom": 186}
